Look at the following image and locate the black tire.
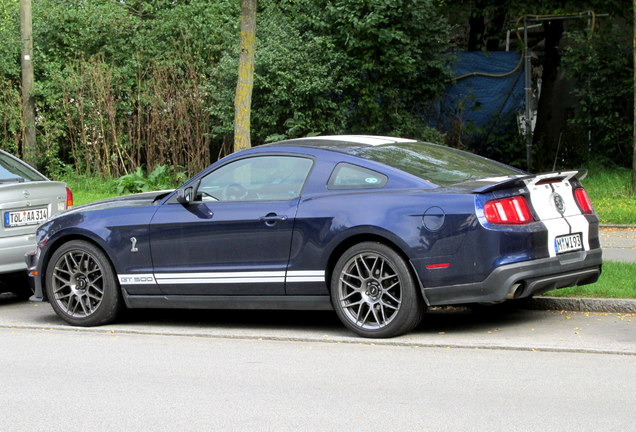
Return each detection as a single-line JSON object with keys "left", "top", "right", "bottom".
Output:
{"left": 330, "top": 242, "right": 425, "bottom": 338}
{"left": 10, "top": 272, "right": 33, "bottom": 299}
{"left": 0, "top": 271, "right": 32, "bottom": 299}
{"left": 45, "top": 240, "right": 122, "bottom": 326}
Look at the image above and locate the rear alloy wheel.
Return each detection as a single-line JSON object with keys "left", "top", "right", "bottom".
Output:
{"left": 331, "top": 242, "right": 424, "bottom": 338}
{"left": 45, "top": 240, "right": 122, "bottom": 326}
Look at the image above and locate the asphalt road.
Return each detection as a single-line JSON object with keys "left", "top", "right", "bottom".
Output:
{"left": 1, "top": 328, "right": 634, "bottom": 432}
{"left": 0, "top": 296, "right": 635, "bottom": 431}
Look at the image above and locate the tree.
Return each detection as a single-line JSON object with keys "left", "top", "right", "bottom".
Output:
{"left": 633, "top": 0, "right": 636, "bottom": 191}
{"left": 233, "top": 0, "right": 256, "bottom": 153}
{"left": 444, "top": 1, "right": 633, "bottom": 172}
{"left": 19, "top": 0, "right": 35, "bottom": 164}
{"left": 300, "top": 0, "right": 451, "bottom": 138}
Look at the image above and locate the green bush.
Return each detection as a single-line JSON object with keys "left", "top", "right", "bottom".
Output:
{"left": 561, "top": 24, "right": 633, "bottom": 168}
{"left": 115, "top": 165, "right": 187, "bottom": 195}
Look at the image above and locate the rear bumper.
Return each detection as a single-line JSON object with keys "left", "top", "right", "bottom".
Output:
{"left": 421, "top": 248, "right": 602, "bottom": 306}
{"left": 0, "top": 233, "right": 36, "bottom": 274}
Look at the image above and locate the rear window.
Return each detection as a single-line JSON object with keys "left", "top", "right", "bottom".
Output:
{"left": 0, "top": 152, "right": 45, "bottom": 182}
{"left": 328, "top": 163, "right": 388, "bottom": 189}
{"left": 332, "top": 142, "right": 522, "bottom": 186}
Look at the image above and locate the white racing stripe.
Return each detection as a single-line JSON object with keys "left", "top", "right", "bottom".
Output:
{"left": 155, "top": 271, "right": 285, "bottom": 285}
{"left": 285, "top": 270, "right": 326, "bottom": 283}
{"left": 290, "top": 135, "right": 416, "bottom": 146}
{"left": 524, "top": 173, "right": 590, "bottom": 258}
{"left": 118, "top": 270, "right": 325, "bottom": 285}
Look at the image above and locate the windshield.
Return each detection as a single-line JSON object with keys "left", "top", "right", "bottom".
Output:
{"left": 333, "top": 142, "right": 523, "bottom": 186}
{"left": 0, "top": 152, "right": 46, "bottom": 182}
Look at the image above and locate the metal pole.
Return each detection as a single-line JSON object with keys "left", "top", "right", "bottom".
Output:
{"left": 523, "top": 16, "right": 533, "bottom": 172}
{"left": 20, "top": 0, "right": 36, "bottom": 164}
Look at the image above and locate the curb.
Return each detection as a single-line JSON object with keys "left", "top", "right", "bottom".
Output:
{"left": 1, "top": 323, "right": 633, "bottom": 356}
{"left": 524, "top": 296, "right": 636, "bottom": 314}
{"left": 600, "top": 224, "right": 636, "bottom": 229}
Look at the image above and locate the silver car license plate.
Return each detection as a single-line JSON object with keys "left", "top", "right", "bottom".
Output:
{"left": 4, "top": 207, "right": 49, "bottom": 227}
{"left": 555, "top": 233, "right": 583, "bottom": 254}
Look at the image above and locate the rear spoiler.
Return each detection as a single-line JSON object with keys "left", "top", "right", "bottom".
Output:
{"left": 470, "top": 170, "right": 586, "bottom": 193}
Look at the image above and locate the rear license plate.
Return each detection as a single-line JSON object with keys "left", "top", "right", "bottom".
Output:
{"left": 555, "top": 233, "right": 583, "bottom": 254}
{"left": 4, "top": 207, "right": 49, "bottom": 228}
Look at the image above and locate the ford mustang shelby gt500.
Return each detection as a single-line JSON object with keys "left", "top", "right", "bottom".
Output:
{"left": 26, "top": 136, "right": 602, "bottom": 338}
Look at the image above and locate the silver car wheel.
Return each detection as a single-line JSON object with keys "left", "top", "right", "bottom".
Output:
{"left": 51, "top": 249, "right": 105, "bottom": 318}
{"left": 338, "top": 252, "right": 402, "bottom": 330}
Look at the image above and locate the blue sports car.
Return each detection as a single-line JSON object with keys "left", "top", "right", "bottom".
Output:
{"left": 26, "top": 136, "right": 602, "bottom": 338}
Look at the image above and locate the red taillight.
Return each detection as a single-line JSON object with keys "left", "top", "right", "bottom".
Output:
{"left": 484, "top": 196, "right": 533, "bottom": 225}
{"left": 574, "top": 188, "right": 593, "bottom": 214}
{"left": 66, "top": 187, "right": 74, "bottom": 208}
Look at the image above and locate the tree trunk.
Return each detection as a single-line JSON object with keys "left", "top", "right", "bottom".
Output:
{"left": 485, "top": 2, "right": 508, "bottom": 51}
{"left": 467, "top": 5, "right": 485, "bottom": 51}
{"left": 233, "top": 0, "right": 257, "bottom": 153}
{"left": 532, "top": 20, "right": 565, "bottom": 171}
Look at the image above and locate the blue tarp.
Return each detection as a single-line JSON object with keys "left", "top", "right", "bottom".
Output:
{"left": 437, "top": 51, "right": 525, "bottom": 134}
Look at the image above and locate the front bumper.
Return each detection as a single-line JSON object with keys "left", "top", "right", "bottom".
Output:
{"left": 25, "top": 248, "right": 44, "bottom": 302}
{"left": 421, "top": 248, "right": 602, "bottom": 306}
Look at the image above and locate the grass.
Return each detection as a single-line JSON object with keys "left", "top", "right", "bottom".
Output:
{"left": 544, "top": 261, "right": 636, "bottom": 299}
{"left": 580, "top": 165, "right": 636, "bottom": 225}
{"left": 60, "top": 174, "right": 120, "bottom": 206}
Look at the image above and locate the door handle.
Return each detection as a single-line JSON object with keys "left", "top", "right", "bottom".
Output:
{"left": 259, "top": 214, "right": 288, "bottom": 225}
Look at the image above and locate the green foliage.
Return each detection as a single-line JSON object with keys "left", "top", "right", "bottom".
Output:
{"left": 250, "top": 2, "right": 348, "bottom": 140}
{"left": 561, "top": 24, "right": 633, "bottom": 169}
{"left": 2, "top": 0, "right": 630, "bottom": 176}
{"left": 5, "top": 0, "right": 232, "bottom": 177}
{"left": 0, "top": 0, "right": 19, "bottom": 79}
{"left": 115, "top": 165, "right": 187, "bottom": 195}
{"left": 0, "top": 78, "right": 21, "bottom": 154}
{"left": 298, "top": 0, "right": 452, "bottom": 137}
{"left": 207, "top": 0, "right": 452, "bottom": 151}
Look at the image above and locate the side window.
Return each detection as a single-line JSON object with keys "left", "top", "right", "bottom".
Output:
{"left": 328, "top": 163, "right": 388, "bottom": 189}
{"left": 197, "top": 156, "right": 313, "bottom": 202}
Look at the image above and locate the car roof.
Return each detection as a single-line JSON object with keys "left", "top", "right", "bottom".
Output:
{"left": 265, "top": 135, "right": 419, "bottom": 149}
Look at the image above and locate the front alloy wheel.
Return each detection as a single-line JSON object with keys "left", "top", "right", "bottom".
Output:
{"left": 45, "top": 240, "right": 122, "bottom": 326}
{"left": 331, "top": 242, "right": 424, "bottom": 338}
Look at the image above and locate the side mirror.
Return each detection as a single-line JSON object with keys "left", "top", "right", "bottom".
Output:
{"left": 175, "top": 179, "right": 200, "bottom": 205}
{"left": 176, "top": 187, "right": 193, "bottom": 205}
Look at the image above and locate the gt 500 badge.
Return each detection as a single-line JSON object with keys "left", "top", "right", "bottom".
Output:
{"left": 118, "top": 274, "right": 156, "bottom": 285}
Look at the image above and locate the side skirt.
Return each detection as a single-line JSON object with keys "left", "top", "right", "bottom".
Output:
{"left": 122, "top": 292, "right": 334, "bottom": 311}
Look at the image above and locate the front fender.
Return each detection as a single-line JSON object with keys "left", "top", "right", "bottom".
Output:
{"left": 32, "top": 205, "right": 158, "bottom": 301}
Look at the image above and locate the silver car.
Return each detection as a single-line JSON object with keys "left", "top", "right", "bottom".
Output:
{"left": 0, "top": 150, "right": 72, "bottom": 297}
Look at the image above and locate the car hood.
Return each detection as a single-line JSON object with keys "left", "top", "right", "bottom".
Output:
{"left": 53, "top": 190, "right": 173, "bottom": 218}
